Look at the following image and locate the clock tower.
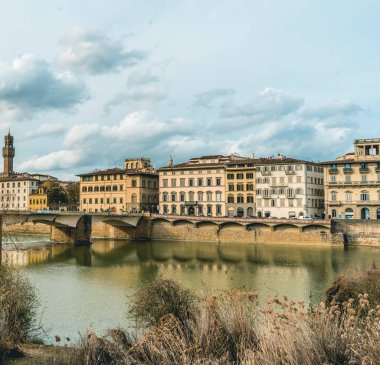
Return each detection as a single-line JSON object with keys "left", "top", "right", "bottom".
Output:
{"left": 2, "top": 131, "right": 15, "bottom": 176}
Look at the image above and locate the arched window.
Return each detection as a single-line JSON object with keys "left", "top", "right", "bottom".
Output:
{"left": 197, "top": 192, "right": 203, "bottom": 202}
{"left": 162, "top": 192, "right": 168, "bottom": 202}
{"left": 94, "top": 186, "right": 99, "bottom": 192}
{"left": 132, "top": 194, "right": 137, "bottom": 203}
{"left": 172, "top": 205, "right": 177, "bottom": 214}
{"left": 345, "top": 208, "right": 354, "bottom": 219}
{"left": 227, "top": 195, "right": 234, "bottom": 203}
{"left": 125, "top": 163, "right": 129, "bottom": 169}
{"left": 247, "top": 195, "right": 254, "bottom": 203}
{"left": 189, "top": 191, "right": 195, "bottom": 201}
{"left": 331, "top": 209, "right": 337, "bottom": 218}
{"left": 82, "top": 186, "right": 87, "bottom": 192}
{"left": 247, "top": 207, "right": 254, "bottom": 217}
{"left": 361, "top": 207, "right": 370, "bottom": 220}
{"left": 237, "top": 207, "right": 244, "bottom": 217}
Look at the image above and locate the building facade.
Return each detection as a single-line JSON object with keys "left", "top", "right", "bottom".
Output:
{"left": 78, "top": 158, "right": 158, "bottom": 213}
{"left": 28, "top": 187, "right": 48, "bottom": 211}
{"left": 225, "top": 159, "right": 256, "bottom": 217}
{"left": 255, "top": 156, "right": 324, "bottom": 218}
{"left": 158, "top": 154, "right": 247, "bottom": 216}
{"left": 322, "top": 139, "right": 380, "bottom": 220}
{"left": 0, "top": 132, "right": 56, "bottom": 211}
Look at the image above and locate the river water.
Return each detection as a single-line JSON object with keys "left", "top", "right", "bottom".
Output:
{"left": 2, "top": 234, "right": 380, "bottom": 344}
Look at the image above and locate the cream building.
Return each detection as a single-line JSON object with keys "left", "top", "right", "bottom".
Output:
{"left": 225, "top": 159, "right": 256, "bottom": 217}
{"left": 158, "top": 154, "right": 247, "bottom": 216}
{"left": 255, "top": 156, "right": 324, "bottom": 218}
{"left": 78, "top": 158, "right": 158, "bottom": 213}
{"left": 321, "top": 138, "right": 380, "bottom": 220}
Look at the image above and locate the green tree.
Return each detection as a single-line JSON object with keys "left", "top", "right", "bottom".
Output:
{"left": 66, "top": 182, "right": 79, "bottom": 205}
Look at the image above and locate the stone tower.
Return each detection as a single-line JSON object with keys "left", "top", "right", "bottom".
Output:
{"left": 2, "top": 131, "right": 15, "bottom": 176}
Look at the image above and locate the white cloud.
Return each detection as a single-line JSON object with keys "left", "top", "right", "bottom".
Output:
{"left": 23, "top": 123, "right": 66, "bottom": 140}
{"left": 0, "top": 54, "right": 88, "bottom": 118}
{"left": 57, "top": 28, "right": 147, "bottom": 75}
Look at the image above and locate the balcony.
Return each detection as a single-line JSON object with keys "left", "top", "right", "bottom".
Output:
{"left": 343, "top": 167, "right": 353, "bottom": 174}
{"left": 329, "top": 168, "right": 339, "bottom": 174}
{"left": 184, "top": 201, "right": 198, "bottom": 206}
{"left": 261, "top": 171, "right": 271, "bottom": 176}
{"left": 359, "top": 167, "right": 370, "bottom": 173}
{"left": 285, "top": 170, "right": 295, "bottom": 175}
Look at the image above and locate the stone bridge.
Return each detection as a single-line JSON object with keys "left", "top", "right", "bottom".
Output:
{"left": 1, "top": 211, "right": 144, "bottom": 245}
{"left": 1, "top": 211, "right": 333, "bottom": 245}
{"left": 150, "top": 214, "right": 331, "bottom": 231}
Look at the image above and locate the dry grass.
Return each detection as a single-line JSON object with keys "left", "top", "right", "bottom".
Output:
{"left": 43, "top": 275, "right": 380, "bottom": 365}
{"left": 0, "top": 262, "right": 39, "bottom": 359}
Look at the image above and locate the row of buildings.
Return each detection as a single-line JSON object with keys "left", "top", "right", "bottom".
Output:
{"left": 3, "top": 131, "right": 380, "bottom": 220}
{"left": 77, "top": 138, "right": 380, "bottom": 220}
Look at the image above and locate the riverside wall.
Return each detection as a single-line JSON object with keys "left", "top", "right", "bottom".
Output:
{"left": 332, "top": 220, "right": 380, "bottom": 246}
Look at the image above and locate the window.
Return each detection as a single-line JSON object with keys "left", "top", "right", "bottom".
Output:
{"left": 361, "top": 175, "right": 367, "bottom": 182}
{"left": 237, "top": 195, "right": 244, "bottom": 203}
{"left": 360, "top": 191, "right": 370, "bottom": 201}
{"left": 246, "top": 173, "right": 254, "bottom": 179}
{"left": 236, "top": 173, "right": 244, "bottom": 179}
{"left": 263, "top": 189, "right": 270, "bottom": 198}
{"left": 215, "top": 192, "right": 222, "bottom": 201}
{"left": 345, "top": 191, "right": 352, "bottom": 201}
{"left": 216, "top": 178, "right": 221, "bottom": 186}
{"left": 207, "top": 178, "right": 212, "bottom": 186}
{"left": 132, "top": 194, "right": 137, "bottom": 203}
{"left": 332, "top": 209, "right": 337, "bottom": 218}
{"left": 246, "top": 183, "right": 254, "bottom": 191}
{"left": 132, "top": 179, "right": 137, "bottom": 188}
{"left": 216, "top": 205, "right": 222, "bottom": 215}
{"left": 207, "top": 205, "right": 212, "bottom": 216}
{"left": 237, "top": 184, "right": 244, "bottom": 191}
{"left": 227, "top": 173, "right": 234, "bottom": 179}
{"left": 112, "top": 185, "right": 117, "bottom": 191}
{"left": 345, "top": 175, "right": 351, "bottom": 183}
{"left": 227, "top": 195, "right": 234, "bottom": 203}
{"left": 207, "top": 192, "right": 212, "bottom": 201}
{"left": 247, "top": 195, "right": 254, "bottom": 203}
{"left": 180, "top": 178, "right": 185, "bottom": 187}
{"left": 180, "top": 192, "right": 185, "bottom": 202}
{"left": 189, "top": 179, "right": 194, "bottom": 187}
{"left": 330, "top": 175, "right": 336, "bottom": 183}
{"left": 198, "top": 192, "right": 203, "bottom": 201}
{"left": 163, "top": 179, "right": 168, "bottom": 188}
{"left": 228, "top": 184, "right": 234, "bottom": 191}
{"left": 171, "top": 193, "right": 176, "bottom": 202}
{"left": 163, "top": 193, "right": 168, "bottom": 202}
{"left": 287, "top": 188, "right": 294, "bottom": 198}
{"left": 198, "top": 178, "right": 203, "bottom": 186}
{"left": 331, "top": 192, "right": 337, "bottom": 201}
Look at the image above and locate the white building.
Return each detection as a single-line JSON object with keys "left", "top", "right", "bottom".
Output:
{"left": 255, "top": 156, "right": 324, "bottom": 218}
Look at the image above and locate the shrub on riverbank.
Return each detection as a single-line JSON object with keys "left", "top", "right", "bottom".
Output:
{"left": 0, "top": 262, "right": 39, "bottom": 357}
{"left": 44, "top": 276, "right": 380, "bottom": 365}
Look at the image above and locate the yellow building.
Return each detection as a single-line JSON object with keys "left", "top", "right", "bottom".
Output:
{"left": 225, "top": 159, "right": 256, "bottom": 217}
{"left": 78, "top": 158, "right": 159, "bottom": 213}
{"left": 28, "top": 187, "right": 48, "bottom": 211}
{"left": 322, "top": 138, "right": 380, "bottom": 220}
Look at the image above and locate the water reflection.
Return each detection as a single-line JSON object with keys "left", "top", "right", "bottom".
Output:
{"left": 2, "top": 237, "right": 380, "bottom": 342}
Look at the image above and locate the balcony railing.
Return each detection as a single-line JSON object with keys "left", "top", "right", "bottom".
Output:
{"left": 184, "top": 200, "right": 198, "bottom": 206}
{"left": 343, "top": 167, "right": 353, "bottom": 174}
{"left": 261, "top": 171, "right": 271, "bottom": 176}
{"left": 285, "top": 170, "right": 295, "bottom": 175}
{"left": 329, "top": 168, "right": 339, "bottom": 174}
{"left": 359, "top": 167, "right": 370, "bottom": 173}
{"left": 328, "top": 180, "right": 380, "bottom": 186}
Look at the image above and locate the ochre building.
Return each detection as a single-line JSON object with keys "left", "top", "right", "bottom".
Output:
{"left": 321, "top": 138, "right": 380, "bottom": 220}
{"left": 28, "top": 187, "right": 48, "bottom": 211}
{"left": 78, "top": 158, "right": 158, "bottom": 213}
{"left": 225, "top": 159, "right": 256, "bottom": 217}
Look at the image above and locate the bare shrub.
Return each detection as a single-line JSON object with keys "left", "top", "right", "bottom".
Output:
{"left": 0, "top": 262, "right": 39, "bottom": 356}
{"left": 128, "top": 279, "right": 198, "bottom": 329}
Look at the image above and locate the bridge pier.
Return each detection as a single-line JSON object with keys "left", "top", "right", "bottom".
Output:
{"left": 50, "top": 216, "right": 92, "bottom": 245}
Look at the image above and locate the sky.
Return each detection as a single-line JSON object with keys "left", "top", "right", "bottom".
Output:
{"left": 0, "top": 0, "right": 379, "bottom": 180}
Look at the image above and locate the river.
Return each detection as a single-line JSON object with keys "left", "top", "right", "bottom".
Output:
{"left": 2, "top": 234, "right": 380, "bottom": 344}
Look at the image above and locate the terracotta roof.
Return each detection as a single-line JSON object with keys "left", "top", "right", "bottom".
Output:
{"left": 159, "top": 162, "right": 226, "bottom": 171}
{"left": 253, "top": 157, "right": 320, "bottom": 165}
{"left": 319, "top": 158, "right": 380, "bottom": 165}
{"left": 77, "top": 167, "right": 157, "bottom": 177}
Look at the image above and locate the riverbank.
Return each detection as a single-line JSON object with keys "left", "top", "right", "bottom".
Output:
{"left": 8, "top": 270, "right": 380, "bottom": 365}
